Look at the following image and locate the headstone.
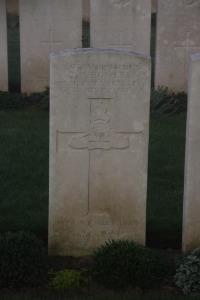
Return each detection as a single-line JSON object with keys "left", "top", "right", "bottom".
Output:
{"left": 155, "top": 0, "right": 200, "bottom": 92}
{"left": 0, "top": 0, "right": 8, "bottom": 91}
{"left": 19, "top": 0, "right": 82, "bottom": 93}
{"left": 90, "top": 0, "right": 151, "bottom": 55}
{"left": 182, "top": 53, "right": 200, "bottom": 252}
{"left": 49, "top": 48, "right": 151, "bottom": 256}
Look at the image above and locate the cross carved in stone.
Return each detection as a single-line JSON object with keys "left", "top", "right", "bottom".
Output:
{"left": 41, "top": 29, "right": 62, "bottom": 52}
{"left": 174, "top": 31, "right": 200, "bottom": 74}
{"left": 109, "top": 31, "right": 132, "bottom": 48}
{"left": 56, "top": 98, "right": 144, "bottom": 215}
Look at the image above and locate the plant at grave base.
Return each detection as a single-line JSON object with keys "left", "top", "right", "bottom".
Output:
{"left": 150, "top": 86, "right": 187, "bottom": 115}
{"left": 0, "top": 231, "right": 48, "bottom": 287}
{"left": 92, "top": 239, "right": 165, "bottom": 290}
{"left": 49, "top": 269, "right": 84, "bottom": 292}
{"left": 174, "top": 247, "right": 200, "bottom": 294}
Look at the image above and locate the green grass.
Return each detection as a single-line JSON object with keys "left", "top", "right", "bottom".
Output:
{"left": 0, "top": 111, "right": 49, "bottom": 239}
{"left": 7, "top": 15, "right": 20, "bottom": 92}
{"left": 0, "top": 111, "right": 186, "bottom": 248}
{"left": 147, "top": 113, "right": 186, "bottom": 248}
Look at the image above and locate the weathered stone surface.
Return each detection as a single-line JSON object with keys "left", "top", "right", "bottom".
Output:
{"left": 90, "top": 0, "right": 151, "bottom": 55}
{"left": 182, "top": 53, "right": 200, "bottom": 252}
{"left": 155, "top": 0, "right": 200, "bottom": 92}
{"left": 19, "top": 0, "right": 82, "bottom": 93}
{"left": 0, "top": 0, "right": 8, "bottom": 92}
{"left": 49, "top": 48, "right": 151, "bottom": 256}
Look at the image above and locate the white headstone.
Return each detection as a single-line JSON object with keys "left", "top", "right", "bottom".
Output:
{"left": 0, "top": 0, "right": 8, "bottom": 91}
{"left": 49, "top": 48, "right": 151, "bottom": 256}
{"left": 182, "top": 53, "right": 200, "bottom": 252}
{"left": 90, "top": 0, "right": 151, "bottom": 55}
{"left": 155, "top": 0, "right": 200, "bottom": 92}
{"left": 19, "top": 0, "right": 82, "bottom": 93}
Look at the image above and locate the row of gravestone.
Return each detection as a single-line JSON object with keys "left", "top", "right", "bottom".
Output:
{"left": 0, "top": 0, "right": 200, "bottom": 256}
{"left": 1, "top": 0, "right": 200, "bottom": 93}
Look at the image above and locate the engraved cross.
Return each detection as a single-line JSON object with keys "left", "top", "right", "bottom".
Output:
{"left": 109, "top": 31, "right": 132, "bottom": 48}
{"left": 41, "top": 29, "right": 62, "bottom": 52}
{"left": 56, "top": 98, "right": 144, "bottom": 215}
{"left": 174, "top": 31, "right": 200, "bottom": 74}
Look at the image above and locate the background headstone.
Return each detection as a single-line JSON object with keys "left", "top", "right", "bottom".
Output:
{"left": 0, "top": 0, "right": 8, "bottom": 91}
{"left": 90, "top": 0, "right": 151, "bottom": 55}
{"left": 19, "top": 0, "right": 82, "bottom": 93}
{"left": 155, "top": 0, "right": 200, "bottom": 92}
{"left": 182, "top": 53, "right": 200, "bottom": 252}
{"left": 49, "top": 48, "right": 151, "bottom": 256}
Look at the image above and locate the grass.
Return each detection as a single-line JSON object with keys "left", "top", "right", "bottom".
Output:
{"left": 7, "top": 15, "right": 20, "bottom": 92}
{"left": 0, "top": 111, "right": 49, "bottom": 239}
{"left": 147, "top": 113, "right": 186, "bottom": 248}
{"left": 0, "top": 110, "right": 186, "bottom": 248}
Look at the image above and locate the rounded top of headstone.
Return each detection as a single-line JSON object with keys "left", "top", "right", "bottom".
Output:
{"left": 50, "top": 48, "right": 151, "bottom": 61}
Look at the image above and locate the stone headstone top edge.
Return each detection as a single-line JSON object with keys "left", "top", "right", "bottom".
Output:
{"left": 50, "top": 47, "right": 151, "bottom": 61}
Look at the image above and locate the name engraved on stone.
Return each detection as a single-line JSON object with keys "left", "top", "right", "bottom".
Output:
{"left": 110, "top": 0, "right": 131, "bottom": 7}
{"left": 70, "top": 99, "right": 130, "bottom": 150}
{"left": 56, "top": 63, "right": 147, "bottom": 95}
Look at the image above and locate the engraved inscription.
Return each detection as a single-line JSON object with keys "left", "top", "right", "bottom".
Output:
{"left": 56, "top": 63, "right": 148, "bottom": 95}
{"left": 70, "top": 99, "right": 129, "bottom": 150}
{"left": 179, "top": 0, "right": 196, "bottom": 5}
{"left": 110, "top": 0, "right": 131, "bottom": 7}
{"left": 56, "top": 219, "right": 138, "bottom": 227}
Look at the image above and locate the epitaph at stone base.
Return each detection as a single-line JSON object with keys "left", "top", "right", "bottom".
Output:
{"left": 49, "top": 48, "right": 151, "bottom": 256}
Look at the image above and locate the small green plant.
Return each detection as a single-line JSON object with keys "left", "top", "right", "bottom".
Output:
{"left": 174, "top": 247, "right": 200, "bottom": 294}
{"left": 151, "top": 87, "right": 187, "bottom": 114}
{"left": 0, "top": 231, "right": 48, "bottom": 287}
{"left": 49, "top": 269, "right": 82, "bottom": 292}
{"left": 92, "top": 239, "right": 165, "bottom": 290}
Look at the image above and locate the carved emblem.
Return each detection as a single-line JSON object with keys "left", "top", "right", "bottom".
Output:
{"left": 69, "top": 100, "right": 130, "bottom": 150}
{"left": 110, "top": 0, "right": 131, "bottom": 7}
